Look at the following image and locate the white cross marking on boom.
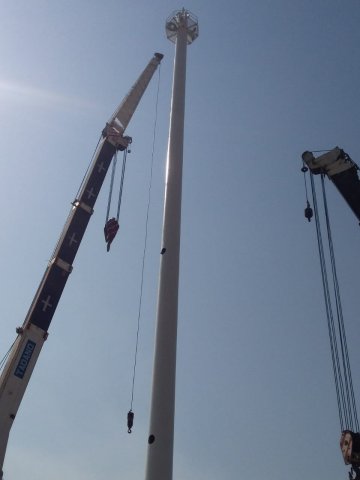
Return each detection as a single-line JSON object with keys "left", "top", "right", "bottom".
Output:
{"left": 97, "top": 162, "right": 106, "bottom": 173}
{"left": 68, "top": 233, "right": 78, "bottom": 247}
{"left": 41, "top": 295, "right": 53, "bottom": 312}
{"left": 86, "top": 187, "right": 96, "bottom": 200}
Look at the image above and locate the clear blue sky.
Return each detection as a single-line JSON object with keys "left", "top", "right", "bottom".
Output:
{"left": 1, "top": 1, "right": 360, "bottom": 479}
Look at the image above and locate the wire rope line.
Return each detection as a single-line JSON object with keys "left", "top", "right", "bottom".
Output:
{"left": 310, "top": 173, "right": 347, "bottom": 429}
{"left": 105, "top": 147, "right": 129, "bottom": 223}
{"left": 310, "top": 172, "right": 359, "bottom": 432}
{"left": 116, "top": 149, "right": 128, "bottom": 221}
{"left": 105, "top": 150, "right": 118, "bottom": 222}
{"left": 129, "top": 65, "right": 161, "bottom": 414}
{"left": 321, "top": 176, "right": 352, "bottom": 427}
{"left": 303, "top": 169, "right": 310, "bottom": 203}
{"left": 320, "top": 176, "right": 359, "bottom": 432}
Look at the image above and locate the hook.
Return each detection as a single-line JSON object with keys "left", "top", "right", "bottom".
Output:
{"left": 127, "top": 410, "right": 134, "bottom": 434}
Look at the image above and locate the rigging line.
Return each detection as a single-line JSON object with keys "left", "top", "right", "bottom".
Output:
{"left": 302, "top": 166, "right": 309, "bottom": 202}
{"left": 130, "top": 64, "right": 161, "bottom": 412}
{"left": 116, "top": 148, "right": 128, "bottom": 221}
{"left": 310, "top": 173, "right": 347, "bottom": 430}
{"left": 105, "top": 150, "right": 118, "bottom": 223}
{"left": 313, "top": 174, "right": 353, "bottom": 429}
{"left": 321, "top": 176, "right": 357, "bottom": 429}
{"left": 321, "top": 176, "right": 354, "bottom": 429}
{"left": 313, "top": 182, "right": 347, "bottom": 429}
{"left": 321, "top": 176, "right": 359, "bottom": 431}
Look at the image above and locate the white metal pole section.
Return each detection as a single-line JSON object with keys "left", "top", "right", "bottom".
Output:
{"left": 145, "top": 9, "right": 198, "bottom": 480}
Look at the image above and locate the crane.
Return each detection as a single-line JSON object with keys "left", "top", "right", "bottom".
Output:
{"left": 302, "top": 147, "right": 360, "bottom": 479}
{"left": 0, "top": 52, "right": 163, "bottom": 478}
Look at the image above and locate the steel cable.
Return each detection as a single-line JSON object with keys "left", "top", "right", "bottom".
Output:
{"left": 310, "top": 171, "right": 359, "bottom": 432}
{"left": 129, "top": 64, "right": 161, "bottom": 417}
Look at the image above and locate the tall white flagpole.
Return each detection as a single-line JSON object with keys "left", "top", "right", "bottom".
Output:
{"left": 145, "top": 9, "right": 198, "bottom": 480}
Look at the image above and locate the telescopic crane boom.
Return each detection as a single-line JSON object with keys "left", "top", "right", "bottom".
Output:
{"left": 0, "top": 52, "right": 163, "bottom": 478}
{"left": 302, "top": 147, "right": 360, "bottom": 222}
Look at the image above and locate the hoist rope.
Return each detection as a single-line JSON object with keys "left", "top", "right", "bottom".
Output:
{"left": 310, "top": 173, "right": 346, "bottom": 429}
{"left": 129, "top": 64, "right": 161, "bottom": 414}
{"left": 302, "top": 164, "right": 310, "bottom": 203}
{"left": 320, "top": 175, "right": 359, "bottom": 432}
{"left": 310, "top": 172, "right": 359, "bottom": 432}
{"left": 117, "top": 149, "right": 128, "bottom": 220}
{"left": 105, "top": 148, "right": 128, "bottom": 223}
{"left": 105, "top": 150, "right": 118, "bottom": 222}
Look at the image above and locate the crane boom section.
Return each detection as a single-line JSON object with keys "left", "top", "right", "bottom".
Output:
{"left": 25, "top": 138, "right": 116, "bottom": 333}
{"left": 108, "top": 53, "right": 163, "bottom": 136}
{"left": 302, "top": 147, "right": 360, "bottom": 222}
{"left": 0, "top": 52, "right": 163, "bottom": 479}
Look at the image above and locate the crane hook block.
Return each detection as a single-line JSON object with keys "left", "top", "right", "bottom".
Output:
{"left": 304, "top": 201, "right": 313, "bottom": 222}
{"left": 127, "top": 410, "right": 134, "bottom": 434}
{"left": 104, "top": 218, "right": 119, "bottom": 251}
{"left": 340, "top": 430, "right": 360, "bottom": 466}
{"left": 349, "top": 465, "right": 360, "bottom": 480}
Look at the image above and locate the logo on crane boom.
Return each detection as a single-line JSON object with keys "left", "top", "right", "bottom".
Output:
{"left": 14, "top": 340, "right": 36, "bottom": 379}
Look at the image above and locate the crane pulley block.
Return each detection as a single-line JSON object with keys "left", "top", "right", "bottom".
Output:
{"left": 102, "top": 124, "right": 132, "bottom": 151}
{"left": 340, "top": 430, "right": 360, "bottom": 466}
{"left": 104, "top": 218, "right": 119, "bottom": 251}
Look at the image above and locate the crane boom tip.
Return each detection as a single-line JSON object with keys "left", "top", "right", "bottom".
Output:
{"left": 154, "top": 52, "right": 164, "bottom": 61}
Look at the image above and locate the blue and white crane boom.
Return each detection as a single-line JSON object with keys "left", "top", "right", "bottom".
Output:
{"left": 0, "top": 52, "right": 163, "bottom": 478}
